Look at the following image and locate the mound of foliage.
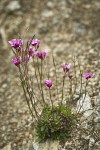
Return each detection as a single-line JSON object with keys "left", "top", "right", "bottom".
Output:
{"left": 36, "top": 104, "right": 74, "bottom": 142}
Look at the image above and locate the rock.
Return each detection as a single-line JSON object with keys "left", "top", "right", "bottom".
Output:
{"left": 94, "top": 116, "right": 100, "bottom": 123}
{"left": 94, "top": 106, "right": 100, "bottom": 123}
{"left": 6, "top": 1, "right": 21, "bottom": 12}
{"left": 1, "top": 143, "right": 11, "bottom": 150}
{"left": 25, "top": 131, "right": 30, "bottom": 137}
{"left": 41, "top": 10, "right": 53, "bottom": 18}
{"left": 74, "top": 94, "right": 80, "bottom": 101}
{"left": 32, "top": 140, "right": 58, "bottom": 150}
{"left": 94, "top": 97, "right": 100, "bottom": 106}
{"left": 89, "top": 137, "right": 95, "bottom": 147}
{"left": 2, "top": 83, "right": 7, "bottom": 89}
{"left": 94, "top": 97, "right": 100, "bottom": 123}
{"left": 47, "top": 2, "right": 54, "bottom": 9}
{"left": 49, "top": 141, "right": 58, "bottom": 150}
{"left": 76, "top": 94, "right": 93, "bottom": 117}
{"left": 2, "top": 126, "right": 6, "bottom": 131}
{"left": 32, "top": 141, "right": 39, "bottom": 150}
{"left": 15, "top": 136, "right": 21, "bottom": 143}
{"left": 94, "top": 1, "right": 100, "bottom": 9}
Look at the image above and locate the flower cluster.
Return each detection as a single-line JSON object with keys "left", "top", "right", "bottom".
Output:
{"left": 28, "top": 46, "right": 34, "bottom": 57}
{"left": 29, "top": 39, "right": 40, "bottom": 47}
{"left": 44, "top": 79, "right": 52, "bottom": 88}
{"left": 83, "top": 70, "right": 94, "bottom": 79}
{"left": 8, "top": 39, "right": 23, "bottom": 48}
{"left": 11, "top": 57, "right": 21, "bottom": 66}
{"left": 9, "top": 38, "right": 47, "bottom": 67}
{"left": 9, "top": 38, "right": 95, "bottom": 86}
{"left": 35, "top": 51, "right": 47, "bottom": 60}
{"left": 61, "top": 63, "right": 71, "bottom": 72}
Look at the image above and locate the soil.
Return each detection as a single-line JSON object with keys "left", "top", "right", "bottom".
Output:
{"left": 0, "top": 0, "right": 100, "bottom": 149}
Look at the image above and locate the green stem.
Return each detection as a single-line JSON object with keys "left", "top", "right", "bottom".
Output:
{"left": 78, "top": 59, "right": 83, "bottom": 99}
{"left": 61, "top": 75, "right": 65, "bottom": 104}
{"left": 49, "top": 88, "right": 53, "bottom": 108}
{"left": 36, "top": 58, "right": 45, "bottom": 104}
{"left": 32, "top": 59, "right": 44, "bottom": 107}
{"left": 78, "top": 80, "right": 88, "bottom": 113}
{"left": 73, "top": 58, "right": 77, "bottom": 96}
{"left": 40, "top": 60, "right": 45, "bottom": 103}
{"left": 52, "top": 52, "right": 59, "bottom": 102}
{"left": 18, "top": 67, "right": 34, "bottom": 119}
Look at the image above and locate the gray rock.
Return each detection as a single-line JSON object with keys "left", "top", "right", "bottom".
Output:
{"left": 47, "top": 2, "right": 54, "bottom": 9}
{"left": 1, "top": 143, "right": 11, "bottom": 150}
{"left": 32, "top": 142, "right": 39, "bottom": 150}
{"left": 76, "top": 94, "right": 93, "bottom": 117}
{"left": 41, "top": 10, "right": 53, "bottom": 18}
{"left": 94, "top": 116, "right": 100, "bottom": 123}
{"left": 6, "top": 1, "right": 21, "bottom": 12}
{"left": 94, "top": 96, "right": 100, "bottom": 123}
{"left": 89, "top": 137, "right": 95, "bottom": 147}
{"left": 32, "top": 140, "right": 58, "bottom": 150}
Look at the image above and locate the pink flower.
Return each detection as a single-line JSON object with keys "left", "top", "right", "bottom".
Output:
{"left": 35, "top": 51, "right": 47, "bottom": 60}
{"left": 44, "top": 79, "right": 52, "bottom": 88}
{"left": 61, "top": 63, "right": 71, "bottom": 72}
{"left": 83, "top": 70, "right": 94, "bottom": 79}
{"left": 29, "top": 39, "right": 40, "bottom": 47}
{"left": 11, "top": 57, "right": 21, "bottom": 66}
{"left": 28, "top": 46, "right": 34, "bottom": 56}
{"left": 8, "top": 39, "right": 23, "bottom": 48}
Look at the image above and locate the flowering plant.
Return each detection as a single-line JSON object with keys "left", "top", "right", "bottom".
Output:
{"left": 9, "top": 36, "right": 95, "bottom": 142}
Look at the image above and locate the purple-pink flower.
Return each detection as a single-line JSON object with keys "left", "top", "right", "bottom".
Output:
{"left": 11, "top": 57, "right": 21, "bottom": 66}
{"left": 83, "top": 70, "right": 94, "bottom": 79}
{"left": 61, "top": 63, "right": 71, "bottom": 72}
{"left": 29, "top": 39, "right": 40, "bottom": 47}
{"left": 8, "top": 39, "right": 23, "bottom": 48}
{"left": 44, "top": 79, "right": 52, "bottom": 88}
{"left": 28, "top": 46, "right": 34, "bottom": 56}
{"left": 35, "top": 51, "right": 47, "bottom": 60}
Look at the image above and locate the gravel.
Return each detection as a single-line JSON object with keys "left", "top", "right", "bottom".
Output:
{"left": 0, "top": 0, "right": 100, "bottom": 149}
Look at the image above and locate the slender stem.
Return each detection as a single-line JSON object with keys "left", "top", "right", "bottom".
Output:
{"left": 46, "top": 57, "right": 50, "bottom": 79}
{"left": 40, "top": 60, "right": 45, "bottom": 103}
{"left": 18, "top": 67, "right": 34, "bottom": 119}
{"left": 32, "top": 60, "right": 43, "bottom": 106}
{"left": 40, "top": 60, "right": 43, "bottom": 81}
{"left": 26, "top": 82, "right": 38, "bottom": 119}
{"left": 19, "top": 66, "right": 38, "bottom": 120}
{"left": 11, "top": 47, "right": 16, "bottom": 56}
{"left": 30, "top": 92, "right": 38, "bottom": 118}
{"left": 72, "top": 58, "right": 77, "bottom": 96}
{"left": 67, "top": 71, "right": 73, "bottom": 101}
{"left": 33, "top": 59, "right": 41, "bottom": 93}
{"left": 36, "top": 58, "right": 45, "bottom": 103}
{"left": 49, "top": 88, "right": 53, "bottom": 108}
{"left": 30, "top": 75, "right": 43, "bottom": 107}
{"left": 25, "top": 74, "right": 38, "bottom": 119}
{"left": 78, "top": 80, "right": 88, "bottom": 113}
{"left": 21, "top": 81, "right": 34, "bottom": 118}
{"left": 52, "top": 52, "right": 59, "bottom": 102}
{"left": 25, "top": 34, "right": 36, "bottom": 52}
{"left": 78, "top": 59, "right": 83, "bottom": 98}
{"left": 69, "top": 78, "right": 73, "bottom": 100}
{"left": 61, "top": 75, "right": 65, "bottom": 104}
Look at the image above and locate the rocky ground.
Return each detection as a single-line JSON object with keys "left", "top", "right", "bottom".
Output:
{"left": 0, "top": 0, "right": 100, "bottom": 150}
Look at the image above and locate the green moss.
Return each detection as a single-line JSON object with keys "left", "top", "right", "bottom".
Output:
{"left": 36, "top": 104, "right": 74, "bottom": 142}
